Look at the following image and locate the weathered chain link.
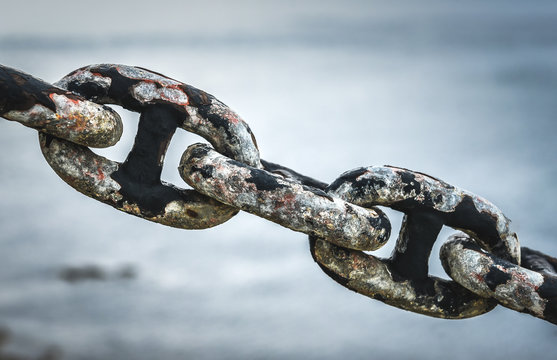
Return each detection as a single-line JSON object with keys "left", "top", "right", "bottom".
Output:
{"left": 42, "top": 64, "right": 262, "bottom": 229}
{"left": 442, "top": 234, "right": 557, "bottom": 323}
{"left": 180, "top": 143, "right": 391, "bottom": 251}
{"left": 309, "top": 165, "right": 519, "bottom": 318}
{"left": 0, "top": 65, "right": 122, "bottom": 147}
{"left": 1, "top": 63, "right": 555, "bottom": 325}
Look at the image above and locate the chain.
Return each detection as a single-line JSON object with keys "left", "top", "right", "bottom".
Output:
{"left": 1, "top": 64, "right": 556, "bottom": 325}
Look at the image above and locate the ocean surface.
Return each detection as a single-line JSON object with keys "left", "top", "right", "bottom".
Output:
{"left": 1, "top": 2, "right": 557, "bottom": 359}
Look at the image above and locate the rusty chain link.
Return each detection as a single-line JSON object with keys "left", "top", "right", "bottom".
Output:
{"left": 1, "top": 63, "right": 556, "bottom": 324}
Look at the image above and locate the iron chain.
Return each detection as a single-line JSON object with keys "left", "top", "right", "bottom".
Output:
{"left": 1, "top": 64, "right": 556, "bottom": 324}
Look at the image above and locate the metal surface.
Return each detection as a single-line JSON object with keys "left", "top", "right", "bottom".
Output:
{"left": 0, "top": 64, "right": 122, "bottom": 148}
{"left": 309, "top": 166, "right": 520, "bottom": 318}
{"left": 1, "top": 63, "right": 555, "bottom": 324}
{"left": 40, "top": 64, "right": 261, "bottom": 229}
{"left": 441, "top": 234, "right": 557, "bottom": 324}
{"left": 180, "top": 143, "right": 391, "bottom": 251}
{"left": 39, "top": 133, "right": 237, "bottom": 229}
{"left": 54, "top": 64, "right": 261, "bottom": 167}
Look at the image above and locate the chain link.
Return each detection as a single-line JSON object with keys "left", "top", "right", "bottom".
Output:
{"left": 180, "top": 143, "right": 391, "bottom": 251}
{"left": 1, "top": 63, "right": 555, "bottom": 325}
{"left": 309, "top": 165, "right": 519, "bottom": 318}
{"left": 42, "top": 64, "right": 262, "bottom": 229}
{"left": 441, "top": 234, "right": 557, "bottom": 323}
{"left": 0, "top": 65, "right": 122, "bottom": 147}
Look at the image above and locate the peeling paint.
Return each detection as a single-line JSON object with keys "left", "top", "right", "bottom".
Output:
{"left": 311, "top": 238, "right": 494, "bottom": 318}
{"left": 3, "top": 63, "right": 555, "bottom": 324}
{"left": 0, "top": 64, "right": 122, "bottom": 148}
{"left": 328, "top": 165, "right": 519, "bottom": 263}
{"left": 441, "top": 234, "right": 557, "bottom": 324}
{"left": 36, "top": 64, "right": 265, "bottom": 229}
{"left": 132, "top": 82, "right": 189, "bottom": 106}
{"left": 40, "top": 134, "right": 237, "bottom": 229}
{"left": 310, "top": 165, "right": 520, "bottom": 319}
{"left": 180, "top": 143, "right": 391, "bottom": 251}
{"left": 55, "top": 64, "right": 261, "bottom": 168}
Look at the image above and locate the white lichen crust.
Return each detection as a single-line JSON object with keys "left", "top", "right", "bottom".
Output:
{"left": 180, "top": 143, "right": 391, "bottom": 251}
{"left": 441, "top": 235, "right": 554, "bottom": 322}
{"left": 55, "top": 64, "right": 261, "bottom": 168}
{"left": 309, "top": 165, "right": 522, "bottom": 319}
{"left": 39, "top": 134, "right": 236, "bottom": 229}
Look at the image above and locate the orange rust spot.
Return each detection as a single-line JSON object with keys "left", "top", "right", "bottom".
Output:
{"left": 226, "top": 112, "right": 240, "bottom": 125}
{"left": 513, "top": 270, "right": 537, "bottom": 289}
{"left": 351, "top": 253, "right": 365, "bottom": 269}
{"left": 121, "top": 202, "right": 141, "bottom": 215}
{"left": 89, "top": 159, "right": 105, "bottom": 181}
{"left": 65, "top": 114, "right": 88, "bottom": 132}
{"left": 50, "top": 93, "right": 80, "bottom": 105}
{"left": 274, "top": 193, "right": 296, "bottom": 210}
{"left": 97, "top": 167, "right": 105, "bottom": 181}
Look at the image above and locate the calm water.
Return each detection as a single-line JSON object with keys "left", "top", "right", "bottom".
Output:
{"left": 1, "top": 2, "right": 557, "bottom": 359}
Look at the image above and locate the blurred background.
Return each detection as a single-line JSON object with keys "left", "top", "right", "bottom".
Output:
{"left": 1, "top": 0, "right": 557, "bottom": 358}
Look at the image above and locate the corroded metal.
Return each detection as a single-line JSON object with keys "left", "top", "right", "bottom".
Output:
{"left": 261, "top": 159, "right": 328, "bottom": 190}
{"left": 327, "top": 166, "right": 520, "bottom": 263}
{"left": 40, "top": 133, "right": 237, "bottom": 229}
{"left": 179, "top": 143, "right": 391, "bottom": 251}
{"left": 2, "top": 63, "right": 556, "bottom": 324}
{"left": 522, "top": 247, "right": 557, "bottom": 274}
{"left": 39, "top": 64, "right": 262, "bottom": 229}
{"left": 310, "top": 165, "right": 520, "bottom": 318}
{"left": 311, "top": 238, "right": 495, "bottom": 318}
{"left": 441, "top": 234, "right": 557, "bottom": 324}
{"left": 55, "top": 64, "right": 260, "bottom": 167}
{"left": 0, "top": 65, "right": 122, "bottom": 148}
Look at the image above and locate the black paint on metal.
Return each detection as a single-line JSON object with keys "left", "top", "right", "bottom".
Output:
{"left": 68, "top": 64, "right": 238, "bottom": 140}
{"left": 183, "top": 84, "right": 235, "bottom": 139}
{"left": 310, "top": 237, "right": 497, "bottom": 318}
{"left": 245, "top": 167, "right": 288, "bottom": 192}
{"left": 390, "top": 212, "right": 444, "bottom": 281}
{"left": 0, "top": 65, "right": 64, "bottom": 114}
{"left": 389, "top": 195, "right": 508, "bottom": 262}
{"left": 328, "top": 167, "right": 385, "bottom": 207}
{"left": 522, "top": 247, "right": 557, "bottom": 274}
{"left": 303, "top": 185, "right": 335, "bottom": 202}
{"left": 483, "top": 265, "right": 513, "bottom": 292}
{"left": 111, "top": 105, "right": 183, "bottom": 216}
{"left": 261, "top": 159, "right": 328, "bottom": 190}
{"left": 400, "top": 171, "right": 421, "bottom": 195}
{"left": 538, "top": 276, "right": 557, "bottom": 324}
{"left": 63, "top": 64, "right": 259, "bottom": 164}
{"left": 5, "top": 63, "right": 557, "bottom": 324}
{"left": 66, "top": 65, "right": 147, "bottom": 111}
{"left": 521, "top": 247, "right": 557, "bottom": 323}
